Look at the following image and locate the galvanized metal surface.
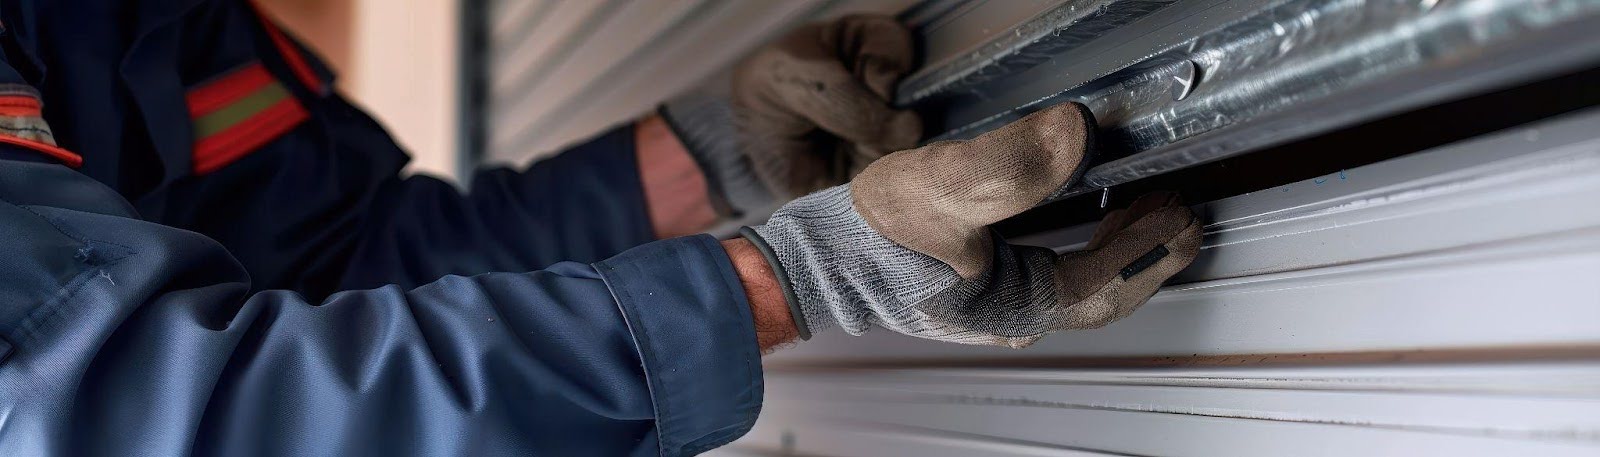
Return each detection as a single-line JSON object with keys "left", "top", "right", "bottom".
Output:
{"left": 894, "top": 0, "right": 1179, "bottom": 107}
{"left": 896, "top": 0, "right": 1062, "bottom": 79}
{"left": 910, "top": 0, "right": 1281, "bottom": 131}
{"left": 910, "top": 0, "right": 1600, "bottom": 200}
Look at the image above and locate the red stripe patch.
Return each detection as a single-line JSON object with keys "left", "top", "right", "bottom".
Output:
{"left": 186, "top": 62, "right": 309, "bottom": 175}
{"left": 191, "top": 97, "right": 307, "bottom": 174}
{"left": 0, "top": 95, "right": 42, "bottom": 116}
{"left": 187, "top": 64, "right": 275, "bottom": 116}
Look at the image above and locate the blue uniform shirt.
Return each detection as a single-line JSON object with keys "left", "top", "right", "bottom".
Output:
{"left": 0, "top": 0, "right": 763, "bottom": 455}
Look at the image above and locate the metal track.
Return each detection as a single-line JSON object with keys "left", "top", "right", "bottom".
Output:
{"left": 895, "top": 0, "right": 1180, "bottom": 107}
{"left": 903, "top": 0, "right": 1600, "bottom": 200}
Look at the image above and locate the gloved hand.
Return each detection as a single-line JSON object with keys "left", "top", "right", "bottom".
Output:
{"left": 739, "top": 103, "right": 1203, "bottom": 347}
{"left": 663, "top": 15, "right": 920, "bottom": 217}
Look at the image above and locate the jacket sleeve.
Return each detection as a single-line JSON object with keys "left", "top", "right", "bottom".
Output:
{"left": 331, "top": 108, "right": 662, "bottom": 293}
{"left": 164, "top": 90, "right": 662, "bottom": 298}
{"left": 0, "top": 159, "right": 763, "bottom": 456}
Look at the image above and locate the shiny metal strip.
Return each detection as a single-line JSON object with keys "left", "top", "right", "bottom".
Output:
{"left": 912, "top": 0, "right": 1600, "bottom": 199}
{"left": 894, "top": 0, "right": 1179, "bottom": 106}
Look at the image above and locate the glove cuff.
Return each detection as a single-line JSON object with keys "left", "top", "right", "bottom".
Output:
{"left": 659, "top": 92, "right": 774, "bottom": 218}
{"left": 746, "top": 184, "right": 968, "bottom": 340}
{"left": 746, "top": 186, "right": 874, "bottom": 338}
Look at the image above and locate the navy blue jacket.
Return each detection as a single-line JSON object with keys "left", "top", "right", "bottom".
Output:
{"left": 0, "top": 0, "right": 763, "bottom": 455}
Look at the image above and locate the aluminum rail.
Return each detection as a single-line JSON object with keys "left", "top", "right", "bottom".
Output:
{"left": 894, "top": 0, "right": 1180, "bottom": 107}
{"left": 904, "top": 0, "right": 1600, "bottom": 200}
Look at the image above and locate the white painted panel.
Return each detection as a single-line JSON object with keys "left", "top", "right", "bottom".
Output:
{"left": 780, "top": 368, "right": 1600, "bottom": 437}
{"left": 748, "top": 398, "right": 1600, "bottom": 456}
{"left": 489, "top": 0, "right": 711, "bottom": 154}
{"left": 722, "top": 423, "right": 1122, "bottom": 456}
{"left": 488, "top": 0, "right": 616, "bottom": 96}
{"left": 739, "top": 363, "right": 1600, "bottom": 455}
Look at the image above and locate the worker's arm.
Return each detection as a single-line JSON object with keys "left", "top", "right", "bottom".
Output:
{"left": 321, "top": 115, "right": 667, "bottom": 292}
{"left": 637, "top": 114, "right": 720, "bottom": 238}
{"left": 121, "top": 6, "right": 918, "bottom": 300}
{"left": 318, "top": 14, "right": 916, "bottom": 295}
{"left": 0, "top": 157, "right": 776, "bottom": 456}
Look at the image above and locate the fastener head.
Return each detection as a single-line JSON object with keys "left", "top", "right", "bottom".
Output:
{"left": 1172, "top": 60, "right": 1199, "bottom": 101}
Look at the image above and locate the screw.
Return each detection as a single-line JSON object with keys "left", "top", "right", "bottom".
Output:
{"left": 1171, "top": 60, "right": 1199, "bottom": 101}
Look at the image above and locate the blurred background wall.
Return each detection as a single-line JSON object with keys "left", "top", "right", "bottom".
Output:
{"left": 258, "top": 0, "right": 461, "bottom": 180}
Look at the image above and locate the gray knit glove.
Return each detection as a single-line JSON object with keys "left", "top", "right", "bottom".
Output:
{"left": 662, "top": 14, "right": 920, "bottom": 218}
{"left": 660, "top": 89, "right": 775, "bottom": 218}
{"left": 741, "top": 103, "right": 1203, "bottom": 347}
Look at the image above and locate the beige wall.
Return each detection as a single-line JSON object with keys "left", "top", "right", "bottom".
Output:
{"left": 258, "top": 0, "right": 462, "bottom": 181}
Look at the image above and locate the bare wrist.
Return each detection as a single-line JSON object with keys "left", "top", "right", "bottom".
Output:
{"left": 721, "top": 237, "right": 799, "bottom": 353}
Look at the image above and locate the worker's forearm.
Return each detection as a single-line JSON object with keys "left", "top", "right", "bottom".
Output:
{"left": 636, "top": 115, "right": 718, "bottom": 238}
{"left": 722, "top": 238, "right": 800, "bottom": 353}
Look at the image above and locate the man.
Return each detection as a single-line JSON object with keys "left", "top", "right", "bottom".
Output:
{"left": 0, "top": 1, "right": 1200, "bottom": 455}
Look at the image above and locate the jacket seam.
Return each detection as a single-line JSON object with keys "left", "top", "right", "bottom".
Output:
{"left": 7, "top": 205, "right": 136, "bottom": 347}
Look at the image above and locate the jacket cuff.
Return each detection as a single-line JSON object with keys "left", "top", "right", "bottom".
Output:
{"left": 595, "top": 235, "right": 763, "bottom": 456}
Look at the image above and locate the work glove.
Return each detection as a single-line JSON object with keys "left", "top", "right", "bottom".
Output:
{"left": 739, "top": 103, "right": 1203, "bottom": 347}
{"left": 663, "top": 15, "right": 921, "bottom": 218}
